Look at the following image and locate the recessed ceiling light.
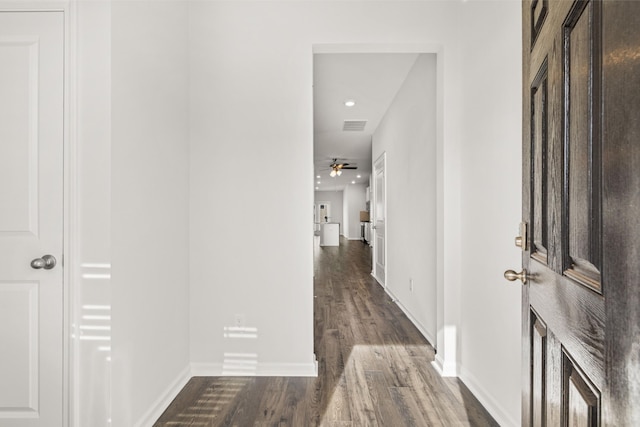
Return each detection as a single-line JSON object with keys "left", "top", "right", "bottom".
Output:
{"left": 344, "top": 99, "right": 356, "bottom": 107}
{"left": 351, "top": 181, "right": 356, "bottom": 184}
{"left": 357, "top": 175, "right": 361, "bottom": 178}
{"left": 317, "top": 181, "right": 321, "bottom": 184}
{"left": 315, "top": 187, "right": 318, "bottom": 190}
{"left": 316, "top": 175, "right": 320, "bottom": 179}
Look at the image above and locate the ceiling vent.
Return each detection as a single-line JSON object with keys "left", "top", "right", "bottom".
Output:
{"left": 343, "top": 120, "right": 367, "bottom": 131}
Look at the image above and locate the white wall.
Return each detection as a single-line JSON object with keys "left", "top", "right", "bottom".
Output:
{"left": 315, "top": 191, "right": 343, "bottom": 233}
{"left": 372, "top": 54, "right": 438, "bottom": 345}
{"left": 343, "top": 184, "right": 367, "bottom": 240}
{"left": 69, "top": 1, "right": 522, "bottom": 425}
{"left": 188, "top": 0, "right": 463, "bottom": 378}
{"left": 457, "top": 2, "right": 522, "bottom": 426}
{"left": 189, "top": 1, "right": 317, "bottom": 374}
{"left": 75, "top": 2, "right": 112, "bottom": 426}
{"left": 110, "top": 2, "right": 191, "bottom": 426}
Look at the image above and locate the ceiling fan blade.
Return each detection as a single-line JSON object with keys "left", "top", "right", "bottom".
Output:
{"left": 341, "top": 166, "right": 358, "bottom": 169}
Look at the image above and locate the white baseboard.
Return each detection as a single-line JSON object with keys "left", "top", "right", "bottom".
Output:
{"left": 191, "top": 358, "right": 318, "bottom": 377}
{"left": 432, "top": 354, "right": 457, "bottom": 377}
{"left": 138, "top": 359, "right": 318, "bottom": 425}
{"left": 383, "top": 287, "right": 436, "bottom": 347}
{"left": 134, "top": 365, "right": 191, "bottom": 427}
{"left": 371, "top": 272, "right": 384, "bottom": 288}
{"left": 382, "top": 286, "right": 463, "bottom": 379}
{"left": 372, "top": 279, "right": 460, "bottom": 382}
{"left": 459, "top": 365, "right": 519, "bottom": 427}
{"left": 361, "top": 279, "right": 514, "bottom": 425}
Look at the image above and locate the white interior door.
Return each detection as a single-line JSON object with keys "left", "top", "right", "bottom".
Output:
{"left": 373, "top": 153, "right": 386, "bottom": 286}
{"left": 0, "top": 11, "right": 64, "bottom": 427}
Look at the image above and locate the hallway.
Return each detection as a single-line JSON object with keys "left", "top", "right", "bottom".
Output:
{"left": 154, "top": 237, "right": 497, "bottom": 426}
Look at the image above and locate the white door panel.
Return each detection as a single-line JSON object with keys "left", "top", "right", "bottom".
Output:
{"left": 0, "top": 11, "right": 64, "bottom": 427}
{"left": 373, "top": 153, "right": 386, "bottom": 285}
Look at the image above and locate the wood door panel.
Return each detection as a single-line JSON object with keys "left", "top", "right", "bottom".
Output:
{"left": 531, "top": 314, "right": 547, "bottom": 427}
{"left": 563, "top": 0, "right": 602, "bottom": 291}
{"left": 563, "top": 350, "right": 600, "bottom": 427}
{"left": 528, "top": 0, "right": 569, "bottom": 275}
{"left": 544, "top": 330, "right": 564, "bottom": 426}
{"left": 531, "top": 0, "right": 549, "bottom": 48}
{"left": 528, "top": 263, "right": 604, "bottom": 389}
{"left": 531, "top": 60, "right": 549, "bottom": 263}
{"left": 529, "top": 306, "right": 603, "bottom": 427}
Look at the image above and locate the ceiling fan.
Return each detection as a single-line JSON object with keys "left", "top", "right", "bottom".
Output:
{"left": 328, "top": 158, "right": 357, "bottom": 177}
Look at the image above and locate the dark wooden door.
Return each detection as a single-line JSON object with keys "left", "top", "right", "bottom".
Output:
{"left": 518, "top": 0, "right": 640, "bottom": 425}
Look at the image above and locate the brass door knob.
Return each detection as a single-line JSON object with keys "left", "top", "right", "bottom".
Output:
{"left": 504, "top": 268, "right": 528, "bottom": 284}
{"left": 515, "top": 236, "right": 523, "bottom": 248}
{"left": 514, "top": 222, "right": 528, "bottom": 251}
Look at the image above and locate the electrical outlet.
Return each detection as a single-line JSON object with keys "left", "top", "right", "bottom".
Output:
{"left": 234, "top": 313, "right": 245, "bottom": 327}
{"left": 409, "top": 278, "right": 414, "bottom": 292}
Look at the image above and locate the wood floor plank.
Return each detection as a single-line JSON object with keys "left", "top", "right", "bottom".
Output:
{"left": 219, "top": 377, "right": 269, "bottom": 426}
{"left": 154, "top": 237, "right": 498, "bottom": 427}
{"left": 388, "top": 386, "right": 434, "bottom": 426}
{"left": 342, "top": 348, "right": 379, "bottom": 426}
{"left": 364, "top": 370, "right": 407, "bottom": 426}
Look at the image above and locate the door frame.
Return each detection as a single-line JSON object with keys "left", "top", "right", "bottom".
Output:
{"left": 312, "top": 42, "right": 458, "bottom": 380}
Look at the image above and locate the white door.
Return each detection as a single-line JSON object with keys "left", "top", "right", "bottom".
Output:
{"left": 373, "top": 153, "right": 386, "bottom": 286}
{"left": 0, "top": 11, "right": 64, "bottom": 427}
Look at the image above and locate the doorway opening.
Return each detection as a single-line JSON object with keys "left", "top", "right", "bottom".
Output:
{"left": 312, "top": 47, "right": 440, "bottom": 361}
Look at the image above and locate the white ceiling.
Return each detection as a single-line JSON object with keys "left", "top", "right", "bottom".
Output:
{"left": 313, "top": 53, "right": 420, "bottom": 192}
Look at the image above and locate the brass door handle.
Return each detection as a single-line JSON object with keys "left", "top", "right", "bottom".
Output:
{"left": 504, "top": 268, "right": 528, "bottom": 284}
{"left": 515, "top": 236, "right": 523, "bottom": 248}
{"left": 515, "top": 222, "right": 527, "bottom": 250}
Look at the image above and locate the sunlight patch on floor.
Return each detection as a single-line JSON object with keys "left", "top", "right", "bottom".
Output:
{"left": 319, "top": 343, "right": 433, "bottom": 426}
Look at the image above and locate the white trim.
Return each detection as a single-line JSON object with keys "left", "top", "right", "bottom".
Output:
{"left": 459, "top": 365, "right": 519, "bottom": 427}
{"left": 383, "top": 287, "right": 436, "bottom": 348}
{"left": 0, "top": 2, "right": 67, "bottom": 12}
{"left": 371, "top": 272, "right": 385, "bottom": 289}
{"left": 191, "top": 359, "right": 318, "bottom": 378}
{"left": 369, "top": 272, "right": 387, "bottom": 291}
{"left": 313, "top": 43, "right": 443, "bottom": 54}
{"left": 431, "top": 355, "right": 457, "bottom": 378}
{"left": 133, "top": 365, "right": 191, "bottom": 427}
{"left": 65, "top": 2, "right": 79, "bottom": 426}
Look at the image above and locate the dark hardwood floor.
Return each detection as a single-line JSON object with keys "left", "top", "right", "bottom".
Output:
{"left": 154, "top": 237, "right": 498, "bottom": 426}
